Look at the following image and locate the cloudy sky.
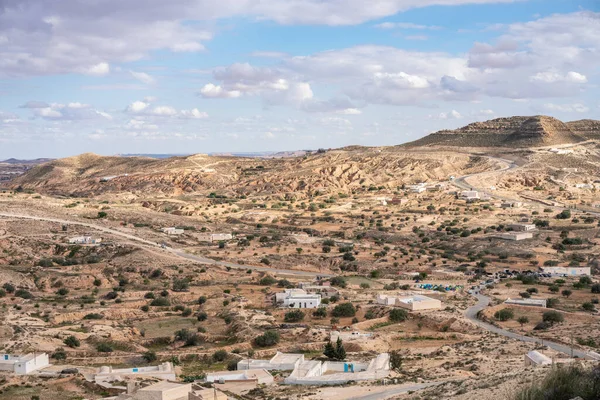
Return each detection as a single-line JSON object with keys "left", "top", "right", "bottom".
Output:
{"left": 0, "top": 0, "right": 598, "bottom": 159}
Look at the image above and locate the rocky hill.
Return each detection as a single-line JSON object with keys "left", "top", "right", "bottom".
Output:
{"left": 3, "top": 149, "right": 492, "bottom": 198}
{"left": 405, "top": 116, "right": 594, "bottom": 148}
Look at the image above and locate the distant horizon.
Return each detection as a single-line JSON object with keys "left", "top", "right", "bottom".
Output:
{"left": 2, "top": 113, "right": 598, "bottom": 161}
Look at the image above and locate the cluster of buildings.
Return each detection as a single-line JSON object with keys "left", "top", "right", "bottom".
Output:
{"left": 0, "top": 353, "right": 49, "bottom": 375}
{"left": 407, "top": 183, "right": 446, "bottom": 194}
{"left": 376, "top": 294, "right": 442, "bottom": 311}
{"left": 68, "top": 236, "right": 102, "bottom": 245}
{"left": 221, "top": 352, "right": 390, "bottom": 386}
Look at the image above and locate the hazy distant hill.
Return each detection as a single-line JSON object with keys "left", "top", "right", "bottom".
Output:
{"left": 404, "top": 116, "right": 597, "bottom": 148}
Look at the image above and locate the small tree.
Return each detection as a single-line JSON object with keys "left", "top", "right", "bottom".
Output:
{"left": 561, "top": 289, "right": 572, "bottom": 298}
{"left": 517, "top": 316, "right": 529, "bottom": 328}
{"left": 335, "top": 337, "right": 346, "bottom": 360}
{"left": 389, "top": 350, "right": 403, "bottom": 372}
{"left": 591, "top": 284, "right": 600, "bottom": 294}
{"left": 543, "top": 310, "right": 564, "bottom": 325}
{"left": 331, "top": 302, "right": 356, "bottom": 317}
{"left": 172, "top": 279, "right": 189, "bottom": 292}
{"left": 389, "top": 308, "right": 408, "bottom": 322}
{"left": 212, "top": 350, "right": 228, "bottom": 362}
{"left": 494, "top": 308, "right": 514, "bottom": 321}
{"left": 323, "top": 340, "right": 337, "bottom": 359}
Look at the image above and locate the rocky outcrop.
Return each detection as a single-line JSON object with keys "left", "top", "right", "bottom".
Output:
{"left": 405, "top": 115, "right": 593, "bottom": 148}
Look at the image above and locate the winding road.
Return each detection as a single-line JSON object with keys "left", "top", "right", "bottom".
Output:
{"left": 465, "top": 292, "right": 600, "bottom": 360}
{"left": 0, "top": 212, "right": 330, "bottom": 278}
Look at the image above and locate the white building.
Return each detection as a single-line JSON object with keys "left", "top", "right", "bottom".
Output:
{"left": 461, "top": 191, "right": 480, "bottom": 200}
{"left": 69, "top": 236, "right": 102, "bottom": 245}
{"left": 237, "top": 352, "right": 304, "bottom": 371}
{"left": 495, "top": 232, "right": 534, "bottom": 241}
{"left": 330, "top": 331, "right": 373, "bottom": 342}
{"left": 197, "top": 233, "right": 233, "bottom": 242}
{"left": 162, "top": 227, "right": 184, "bottom": 235}
{"left": 205, "top": 369, "right": 274, "bottom": 385}
{"left": 284, "top": 354, "right": 390, "bottom": 385}
{"left": 541, "top": 266, "right": 591, "bottom": 276}
{"left": 377, "top": 294, "right": 442, "bottom": 311}
{"left": 524, "top": 351, "right": 552, "bottom": 367}
{"left": 505, "top": 298, "right": 547, "bottom": 308}
{"left": 94, "top": 362, "right": 176, "bottom": 383}
{"left": 502, "top": 201, "right": 523, "bottom": 209}
{"left": 275, "top": 289, "right": 321, "bottom": 309}
{"left": 408, "top": 184, "right": 426, "bottom": 193}
{"left": 0, "top": 353, "right": 50, "bottom": 375}
{"left": 507, "top": 224, "right": 537, "bottom": 232}
{"left": 549, "top": 148, "right": 573, "bottom": 155}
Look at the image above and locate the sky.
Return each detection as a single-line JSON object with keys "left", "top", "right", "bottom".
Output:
{"left": 0, "top": 0, "right": 598, "bottom": 159}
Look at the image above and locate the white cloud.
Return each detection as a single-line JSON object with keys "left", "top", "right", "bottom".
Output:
{"left": 262, "top": 131, "right": 276, "bottom": 139}
{"left": 130, "top": 71, "right": 156, "bottom": 85}
{"left": 530, "top": 71, "right": 587, "bottom": 84}
{"left": 433, "top": 110, "right": 463, "bottom": 119}
{"left": 180, "top": 108, "right": 209, "bottom": 119}
{"left": 542, "top": 103, "right": 589, "bottom": 113}
{"left": 82, "top": 62, "right": 111, "bottom": 76}
{"left": 199, "top": 83, "right": 242, "bottom": 98}
{"left": 170, "top": 42, "right": 205, "bottom": 52}
{"left": 336, "top": 108, "right": 362, "bottom": 115}
{"left": 126, "top": 101, "right": 150, "bottom": 113}
{"left": 375, "top": 22, "right": 441, "bottom": 30}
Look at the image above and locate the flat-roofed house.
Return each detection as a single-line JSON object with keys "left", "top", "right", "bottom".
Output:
{"left": 395, "top": 295, "right": 442, "bottom": 311}
{"left": 275, "top": 289, "right": 321, "bottom": 309}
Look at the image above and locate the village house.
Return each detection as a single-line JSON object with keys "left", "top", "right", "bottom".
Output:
{"left": 68, "top": 236, "right": 102, "bottom": 244}
{"left": 541, "top": 266, "right": 591, "bottom": 276}
{"left": 507, "top": 223, "right": 537, "bottom": 232}
{"left": 275, "top": 289, "right": 321, "bottom": 309}
{"left": 162, "top": 227, "right": 184, "bottom": 235}
{"left": 0, "top": 353, "right": 49, "bottom": 375}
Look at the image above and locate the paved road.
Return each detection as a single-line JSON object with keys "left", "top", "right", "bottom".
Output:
{"left": 0, "top": 212, "right": 331, "bottom": 278}
{"left": 465, "top": 292, "right": 600, "bottom": 360}
{"left": 348, "top": 381, "right": 443, "bottom": 400}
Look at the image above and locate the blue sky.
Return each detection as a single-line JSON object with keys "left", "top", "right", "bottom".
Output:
{"left": 0, "top": 0, "right": 598, "bottom": 158}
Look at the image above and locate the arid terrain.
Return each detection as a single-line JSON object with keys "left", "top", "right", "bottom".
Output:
{"left": 1, "top": 116, "right": 599, "bottom": 400}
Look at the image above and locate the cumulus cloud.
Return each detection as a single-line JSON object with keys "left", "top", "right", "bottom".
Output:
{"left": 20, "top": 101, "right": 112, "bottom": 121}
{"left": 130, "top": 71, "right": 156, "bottom": 85}
{"left": 375, "top": 22, "right": 441, "bottom": 30}
{"left": 125, "top": 100, "right": 209, "bottom": 119}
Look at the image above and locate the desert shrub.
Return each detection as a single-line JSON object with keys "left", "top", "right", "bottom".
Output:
{"left": 253, "top": 330, "right": 280, "bottom": 347}
{"left": 64, "top": 336, "right": 80, "bottom": 348}
{"left": 197, "top": 312, "right": 208, "bottom": 321}
{"left": 96, "top": 343, "right": 114, "bottom": 352}
{"left": 212, "top": 350, "right": 228, "bottom": 362}
{"left": 15, "top": 289, "right": 33, "bottom": 299}
{"left": 312, "top": 307, "right": 327, "bottom": 318}
{"left": 494, "top": 308, "right": 514, "bottom": 321}
{"left": 329, "top": 277, "right": 347, "bottom": 288}
{"left": 284, "top": 309, "right": 305, "bottom": 322}
{"left": 150, "top": 297, "right": 170, "bottom": 307}
{"left": 543, "top": 310, "right": 564, "bottom": 324}
{"left": 52, "top": 348, "right": 67, "bottom": 360}
{"left": 389, "top": 308, "right": 408, "bottom": 322}
{"left": 331, "top": 302, "right": 356, "bottom": 317}
{"left": 514, "top": 364, "right": 600, "bottom": 400}
{"left": 591, "top": 284, "right": 600, "bottom": 294}
{"left": 259, "top": 276, "right": 277, "bottom": 286}
{"left": 143, "top": 351, "right": 157, "bottom": 362}
{"left": 198, "top": 295, "right": 207, "bottom": 305}
{"left": 83, "top": 313, "right": 103, "bottom": 320}
{"left": 172, "top": 279, "right": 189, "bottom": 292}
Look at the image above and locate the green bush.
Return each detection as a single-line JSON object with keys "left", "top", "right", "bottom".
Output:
{"left": 96, "top": 343, "right": 114, "bottom": 353}
{"left": 284, "top": 309, "right": 305, "bottom": 322}
{"left": 331, "top": 302, "right": 356, "bottom": 317}
{"left": 253, "top": 330, "right": 280, "bottom": 347}
{"left": 494, "top": 308, "right": 514, "bottom": 321}
{"left": 542, "top": 310, "right": 564, "bottom": 324}
{"left": 64, "top": 336, "right": 80, "bottom": 348}
{"left": 150, "top": 297, "right": 170, "bottom": 307}
{"left": 514, "top": 364, "right": 600, "bottom": 400}
{"left": 389, "top": 308, "right": 408, "bottom": 322}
